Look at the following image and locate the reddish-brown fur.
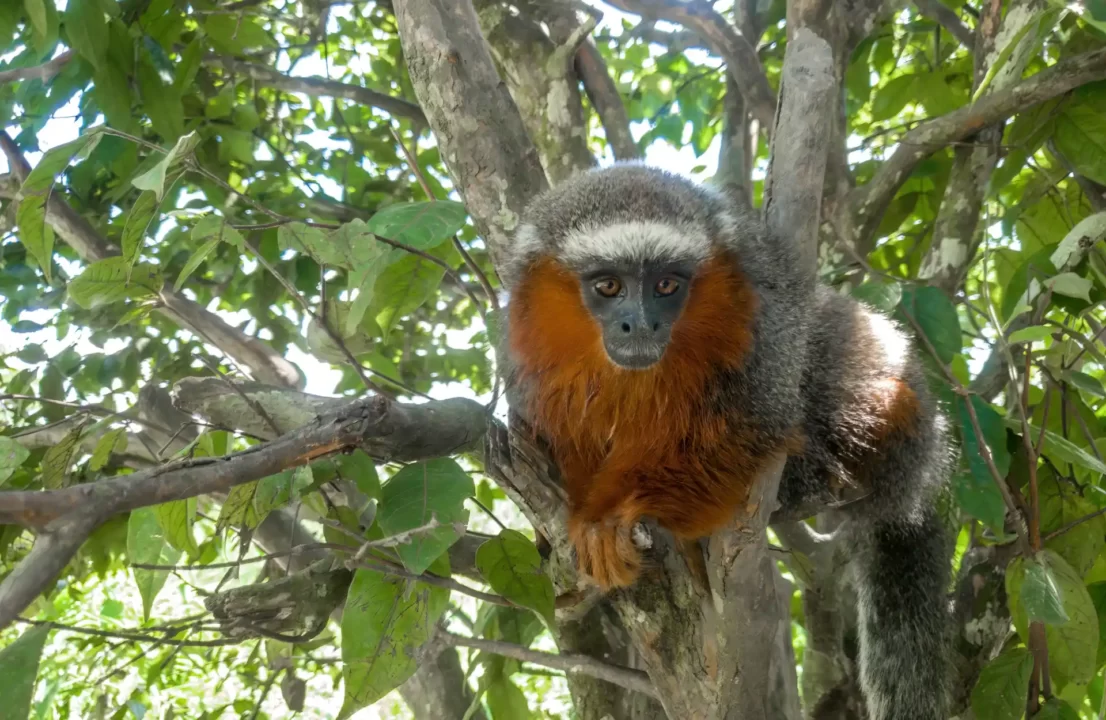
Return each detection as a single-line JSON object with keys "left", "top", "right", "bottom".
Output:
{"left": 508, "top": 254, "right": 776, "bottom": 588}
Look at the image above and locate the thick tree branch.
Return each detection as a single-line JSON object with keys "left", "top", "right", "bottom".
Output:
{"left": 394, "top": 0, "right": 548, "bottom": 279}
{"left": 852, "top": 47, "right": 1106, "bottom": 251}
{"left": 0, "top": 393, "right": 486, "bottom": 630}
{"left": 764, "top": 28, "right": 836, "bottom": 281}
{"left": 913, "top": 0, "right": 975, "bottom": 48}
{"left": 602, "top": 0, "right": 777, "bottom": 131}
{"left": 441, "top": 632, "right": 658, "bottom": 699}
{"left": 0, "top": 134, "right": 304, "bottom": 389}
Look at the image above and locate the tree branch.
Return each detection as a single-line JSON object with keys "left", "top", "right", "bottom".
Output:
{"left": 851, "top": 47, "right": 1106, "bottom": 251}
{"left": 913, "top": 0, "right": 974, "bottom": 48}
{"left": 0, "top": 51, "right": 74, "bottom": 85}
{"left": 602, "top": 0, "right": 776, "bottom": 131}
{"left": 0, "top": 393, "right": 486, "bottom": 630}
{"left": 393, "top": 0, "right": 548, "bottom": 278}
{"left": 440, "top": 632, "right": 659, "bottom": 699}
{"left": 202, "top": 55, "right": 427, "bottom": 125}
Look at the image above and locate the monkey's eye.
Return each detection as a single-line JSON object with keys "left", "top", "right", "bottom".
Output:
{"left": 594, "top": 277, "right": 622, "bottom": 298}
{"left": 655, "top": 278, "right": 680, "bottom": 297}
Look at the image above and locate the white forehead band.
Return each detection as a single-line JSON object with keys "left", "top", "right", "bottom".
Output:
{"left": 559, "top": 221, "right": 712, "bottom": 265}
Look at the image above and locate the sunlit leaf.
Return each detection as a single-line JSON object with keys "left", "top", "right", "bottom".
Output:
{"left": 365, "top": 201, "right": 468, "bottom": 251}
{"left": 376, "top": 458, "right": 475, "bottom": 574}
{"left": 477, "top": 529, "right": 555, "bottom": 626}
{"left": 0, "top": 624, "right": 50, "bottom": 720}
{"left": 127, "top": 506, "right": 183, "bottom": 621}
{"left": 339, "top": 555, "right": 450, "bottom": 718}
{"left": 42, "top": 421, "right": 87, "bottom": 489}
{"left": 969, "top": 647, "right": 1033, "bottom": 720}
{"left": 0, "top": 437, "right": 31, "bottom": 487}
{"left": 89, "top": 427, "right": 128, "bottom": 472}
{"left": 68, "top": 257, "right": 163, "bottom": 309}
{"left": 154, "top": 498, "right": 199, "bottom": 557}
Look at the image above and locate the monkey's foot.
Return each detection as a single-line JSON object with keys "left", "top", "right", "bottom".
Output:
{"left": 568, "top": 515, "right": 641, "bottom": 590}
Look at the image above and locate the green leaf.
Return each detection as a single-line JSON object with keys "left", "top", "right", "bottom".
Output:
{"left": 89, "top": 427, "right": 128, "bottom": 471}
{"left": 486, "top": 676, "right": 533, "bottom": 720}
{"left": 278, "top": 223, "right": 340, "bottom": 265}
{"left": 192, "top": 215, "right": 245, "bottom": 248}
{"left": 897, "top": 286, "right": 962, "bottom": 363}
{"left": 1050, "top": 212, "right": 1106, "bottom": 270}
{"left": 153, "top": 498, "right": 199, "bottom": 556}
{"left": 136, "top": 52, "right": 184, "bottom": 142}
{"left": 1006, "top": 418, "right": 1106, "bottom": 477}
{"left": 339, "top": 559, "right": 450, "bottom": 718}
{"left": 1008, "top": 325, "right": 1054, "bottom": 346}
{"left": 1008, "top": 549, "right": 1099, "bottom": 686}
{"left": 42, "top": 422, "right": 86, "bottom": 489}
{"left": 870, "top": 74, "right": 918, "bottom": 121}
{"left": 1055, "top": 102, "right": 1106, "bottom": 186}
{"left": 121, "top": 190, "right": 160, "bottom": 267}
{"left": 1018, "top": 555, "right": 1070, "bottom": 625}
{"left": 365, "top": 201, "right": 468, "bottom": 251}
{"left": 64, "top": 0, "right": 108, "bottom": 70}
{"left": 174, "top": 37, "right": 202, "bottom": 91}
{"left": 254, "top": 467, "right": 312, "bottom": 518}
{"left": 15, "top": 196, "right": 54, "bottom": 284}
{"left": 68, "top": 257, "right": 163, "bottom": 309}
{"left": 92, "top": 62, "right": 133, "bottom": 130}
{"left": 174, "top": 237, "right": 222, "bottom": 291}
{"left": 477, "top": 530, "right": 555, "bottom": 626}
{"left": 1047, "top": 272, "right": 1093, "bottom": 302}
{"left": 956, "top": 397, "right": 1010, "bottom": 532}
{"left": 337, "top": 450, "right": 380, "bottom": 501}
{"left": 217, "top": 481, "right": 264, "bottom": 531}
{"left": 1066, "top": 370, "right": 1106, "bottom": 398}
{"left": 127, "top": 506, "right": 182, "bottom": 621}
{"left": 0, "top": 437, "right": 31, "bottom": 487}
{"left": 23, "top": 132, "right": 103, "bottom": 195}
{"left": 23, "top": 0, "right": 57, "bottom": 55}
{"left": 376, "top": 458, "right": 475, "bottom": 574}
{"left": 850, "top": 281, "right": 902, "bottom": 312}
{"left": 131, "top": 132, "right": 201, "bottom": 199}
{"left": 1032, "top": 698, "right": 1082, "bottom": 720}
{"left": 969, "top": 647, "right": 1033, "bottom": 720}
{"left": 1039, "top": 474, "right": 1106, "bottom": 578}
{"left": 1086, "top": 582, "right": 1106, "bottom": 667}
{"left": 0, "top": 625, "right": 50, "bottom": 720}
{"left": 370, "top": 244, "right": 452, "bottom": 340}
{"left": 24, "top": 0, "right": 49, "bottom": 39}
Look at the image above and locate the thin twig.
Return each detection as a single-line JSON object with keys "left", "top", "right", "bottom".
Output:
{"left": 440, "top": 632, "right": 658, "bottom": 699}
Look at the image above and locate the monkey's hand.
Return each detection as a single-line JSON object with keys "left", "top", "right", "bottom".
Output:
{"left": 568, "top": 513, "right": 641, "bottom": 590}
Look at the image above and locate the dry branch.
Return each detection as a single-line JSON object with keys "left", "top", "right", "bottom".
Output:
{"left": 0, "top": 51, "right": 74, "bottom": 85}
{"left": 852, "top": 47, "right": 1106, "bottom": 250}
{"left": 575, "top": 41, "right": 641, "bottom": 161}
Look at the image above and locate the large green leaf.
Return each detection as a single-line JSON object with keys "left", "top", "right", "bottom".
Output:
{"left": 376, "top": 458, "right": 475, "bottom": 574}
{"left": 897, "top": 286, "right": 962, "bottom": 363}
{"left": 1005, "top": 418, "right": 1106, "bottom": 477}
{"left": 0, "top": 437, "right": 30, "bottom": 487}
{"left": 365, "top": 201, "right": 469, "bottom": 251}
{"left": 0, "top": 624, "right": 51, "bottom": 720}
{"left": 68, "top": 257, "right": 163, "bottom": 309}
{"left": 42, "top": 422, "right": 86, "bottom": 489}
{"left": 339, "top": 557, "right": 450, "bottom": 718}
{"left": 64, "top": 0, "right": 108, "bottom": 70}
{"left": 1039, "top": 474, "right": 1106, "bottom": 578}
{"left": 970, "top": 647, "right": 1033, "bottom": 720}
{"left": 153, "top": 498, "right": 199, "bottom": 557}
{"left": 121, "top": 190, "right": 160, "bottom": 266}
{"left": 1008, "top": 550, "right": 1099, "bottom": 687}
{"left": 1055, "top": 102, "right": 1106, "bottom": 186}
{"left": 127, "top": 506, "right": 182, "bottom": 621}
{"left": 131, "top": 132, "right": 200, "bottom": 199}
{"left": 956, "top": 397, "right": 1010, "bottom": 532}
{"left": 88, "top": 427, "right": 127, "bottom": 472}
{"left": 477, "top": 530, "right": 555, "bottom": 626}
{"left": 216, "top": 480, "right": 264, "bottom": 531}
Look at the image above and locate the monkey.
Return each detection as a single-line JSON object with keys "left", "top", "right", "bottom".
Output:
{"left": 497, "top": 164, "right": 954, "bottom": 720}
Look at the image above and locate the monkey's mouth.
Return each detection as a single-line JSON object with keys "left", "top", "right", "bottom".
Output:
{"left": 604, "top": 342, "right": 666, "bottom": 370}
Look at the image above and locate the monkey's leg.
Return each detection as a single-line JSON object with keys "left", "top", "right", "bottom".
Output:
{"left": 849, "top": 503, "right": 950, "bottom": 720}
{"left": 568, "top": 472, "right": 645, "bottom": 590}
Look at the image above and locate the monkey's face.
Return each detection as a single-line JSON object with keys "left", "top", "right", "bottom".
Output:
{"left": 577, "top": 258, "right": 696, "bottom": 370}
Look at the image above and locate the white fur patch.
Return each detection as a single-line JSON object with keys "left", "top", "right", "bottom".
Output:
{"left": 559, "top": 221, "right": 711, "bottom": 266}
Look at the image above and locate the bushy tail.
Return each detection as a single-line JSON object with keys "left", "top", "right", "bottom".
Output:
{"left": 852, "top": 506, "right": 952, "bottom": 720}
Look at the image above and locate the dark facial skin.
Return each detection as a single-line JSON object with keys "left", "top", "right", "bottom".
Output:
{"left": 577, "top": 259, "right": 697, "bottom": 369}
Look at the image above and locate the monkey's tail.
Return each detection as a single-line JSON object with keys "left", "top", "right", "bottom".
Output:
{"left": 851, "top": 505, "right": 952, "bottom": 720}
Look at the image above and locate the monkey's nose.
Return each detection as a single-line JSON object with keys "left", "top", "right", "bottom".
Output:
{"left": 618, "top": 318, "right": 661, "bottom": 334}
